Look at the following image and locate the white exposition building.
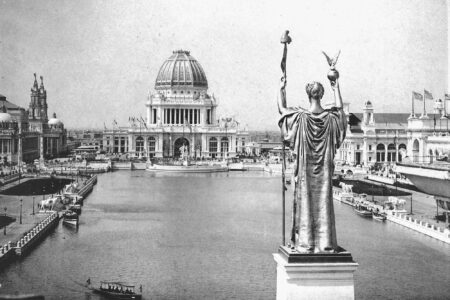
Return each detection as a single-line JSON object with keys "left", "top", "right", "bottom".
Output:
{"left": 338, "top": 97, "right": 450, "bottom": 166}
{"left": 103, "top": 50, "right": 248, "bottom": 158}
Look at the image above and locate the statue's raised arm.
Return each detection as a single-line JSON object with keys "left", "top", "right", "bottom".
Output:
{"left": 278, "top": 77, "right": 288, "bottom": 115}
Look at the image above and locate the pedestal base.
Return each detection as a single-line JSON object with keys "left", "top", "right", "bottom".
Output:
{"left": 274, "top": 246, "right": 358, "bottom": 300}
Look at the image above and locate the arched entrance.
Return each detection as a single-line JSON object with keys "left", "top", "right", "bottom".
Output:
{"left": 387, "top": 143, "right": 396, "bottom": 162}
{"left": 376, "top": 144, "right": 385, "bottom": 162}
{"left": 174, "top": 137, "right": 189, "bottom": 158}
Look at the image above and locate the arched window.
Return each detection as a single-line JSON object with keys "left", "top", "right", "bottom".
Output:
{"left": 209, "top": 137, "right": 217, "bottom": 158}
{"left": 148, "top": 137, "right": 156, "bottom": 158}
{"left": 387, "top": 144, "right": 396, "bottom": 162}
{"left": 221, "top": 137, "right": 229, "bottom": 154}
{"left": 376, "top": 144, "right": 385, "bottom": 162}
{"left": 136, "top": 136, "right": 144, "bottom": 153}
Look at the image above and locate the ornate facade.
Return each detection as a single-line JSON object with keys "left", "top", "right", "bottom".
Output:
{"left": 0, "top": 74, "right": 67, "bottom": 165}
{"left": 103, "top": 50, "right": 248, "bottom": 159}
{"left": 28, "top": 74, "right": 67, "bottom": 160}
{"left": 337, "top": 101, "right": 409, "bottom": 166}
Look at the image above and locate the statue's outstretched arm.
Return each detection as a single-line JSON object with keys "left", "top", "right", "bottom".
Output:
{"left": 278, "top": 77, "right": 288, "bottom": 114}
{"left": 332, "top": 80, "right": 343, "bottom": 108}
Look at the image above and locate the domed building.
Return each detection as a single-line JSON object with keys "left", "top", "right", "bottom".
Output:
{"left": 103, "top": 50, "right": 248, "bottom": 158}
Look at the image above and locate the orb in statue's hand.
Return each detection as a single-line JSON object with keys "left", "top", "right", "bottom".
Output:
{"left": 327, "top": 69, "right": 339, "bottom": 83}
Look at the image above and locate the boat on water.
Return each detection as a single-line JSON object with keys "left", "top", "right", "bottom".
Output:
{"left": 68, "top": 204, "right": 82, "bottom": 215}
{"left": 90, "top": 281, "right": 142, "bottom": 299}
{"left": 354, "top": 204, "right": 373, "bottom": 218}
{"left": 63, "top": 211, "right": 79, "bottom": 227}
{"left": 372, "top": 212, "right": 387, "bottom": 221}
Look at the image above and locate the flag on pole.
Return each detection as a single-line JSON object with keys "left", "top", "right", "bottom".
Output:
{"left": 445, "top": 94, "right": 450, "bottom": 101}
{"left": 424, "top": 89, "right": 433, "bottom": 100}
{"left": 412, "top": 91, "right": 423, "bottom": 100}
{"left": 140, "top": 116, "right": 147, "bottom": 129}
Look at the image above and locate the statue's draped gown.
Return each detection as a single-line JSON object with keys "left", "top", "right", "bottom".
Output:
{"left": 279, "top": 107, "right": 347, "bottom": 252}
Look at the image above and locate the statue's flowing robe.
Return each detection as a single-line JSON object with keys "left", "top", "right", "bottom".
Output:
{"left": 279, "top": 107, "right": 347, "bottom": 252}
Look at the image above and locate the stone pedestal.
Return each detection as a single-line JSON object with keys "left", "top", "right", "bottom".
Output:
{"left": 274, "top": 246, "right": 358, "bottom": 300}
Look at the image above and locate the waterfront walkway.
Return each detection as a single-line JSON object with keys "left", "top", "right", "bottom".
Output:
{"left": 0, "top": 193, "right": 48, "bottom": 248}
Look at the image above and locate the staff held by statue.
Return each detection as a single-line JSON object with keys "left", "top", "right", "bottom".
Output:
{"left": 279, "top": 30, "right": 291, "bottom": 246}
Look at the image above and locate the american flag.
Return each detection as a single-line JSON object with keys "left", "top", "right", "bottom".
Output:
{"left": 424, "top": 89, "right": 433, "bottom": 100}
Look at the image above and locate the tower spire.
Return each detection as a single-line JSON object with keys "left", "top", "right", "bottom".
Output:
{"left": 32, "top": 73, "right": 39, "bottom": 90}
{"left": 40, "top": 75, "right": 44, "bottom": 88}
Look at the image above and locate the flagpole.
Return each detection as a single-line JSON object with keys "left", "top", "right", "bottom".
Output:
{"left": 411, "top": 92, "right": 414, "bottom": 117}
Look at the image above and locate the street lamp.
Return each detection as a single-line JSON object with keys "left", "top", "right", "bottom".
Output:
{"left": 3, "top": 207, "right": 6, "bottom": 235}
{"left": 19, "top": 198, "right": 22, "bottom": 224}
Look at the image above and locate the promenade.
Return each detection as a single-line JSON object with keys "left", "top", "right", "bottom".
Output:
{"left": 0, "top": 187, "right": 48, "bottom": 249}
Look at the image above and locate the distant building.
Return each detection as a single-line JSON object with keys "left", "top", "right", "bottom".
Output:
{"left": 27, "top": 74, "right": 68, "bottom": 159}
{"left": 406, "top": 99, "right": 450, "bottom": 163}
{"left": 0, "top": 94, "right": 39, "bottom": 164}
{"left": 0, "top": 74, "right": 68, "bottom": 165}
{"left": 102, "top": 50, "right": 248, "bottom": 159}
{"left": 338, "top": 101, "right": 409, "bottom": 166}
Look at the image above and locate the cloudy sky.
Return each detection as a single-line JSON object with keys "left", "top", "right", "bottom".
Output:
{"left": 0, "top": 0, "right": 448, "bottom": 130}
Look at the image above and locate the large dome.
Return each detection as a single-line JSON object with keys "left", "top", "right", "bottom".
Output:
{"left": 155, "top": 50, "right": 208, "bottom": 90}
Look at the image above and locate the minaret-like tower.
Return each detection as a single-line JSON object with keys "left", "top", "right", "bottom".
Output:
{"left": 362, "top": 100, "right": 374, "bottom": 125}
{"left": 39, "top": 75, "right": 48, "bottom": 121}
{"left": 29, "top": 73, "right": 40, "bottom": 119}
{"left": 28, "top": 73, "right": 48, "bottom": 121}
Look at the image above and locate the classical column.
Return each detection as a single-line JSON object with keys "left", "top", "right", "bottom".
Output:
{"left": 362, "top": 138, "right": 367, "bottom": 166}
{"left": 384, "top": 144, "right": 388, "bottom": 162}
{"left": 201, "top": 135, "right": 207, "bottom": 157}
{"left": 395, "top": 143, "right": 399, "bottom": 162}
{"left": 128, "top": 135, "right": 133, "bottom": 154}
{"left": 217, "top": 136, "right": 222, "bottom": 158}
{"left": 144, "top": 137, "right": 148, "bottom": 158}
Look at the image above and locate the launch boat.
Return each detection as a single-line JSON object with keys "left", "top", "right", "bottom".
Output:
{"left": 91, "top": 281, "right": 142, "bottom": 299}
{"left": 62, "top": 211, "right": 79, "bottom": 227}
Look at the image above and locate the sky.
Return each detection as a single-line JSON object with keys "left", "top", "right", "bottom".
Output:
{"left": 0, "top": 0, "right": 448, "bottom": 130}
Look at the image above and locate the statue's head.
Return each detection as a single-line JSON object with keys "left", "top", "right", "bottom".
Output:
{"left": 305, "top": 82, "right": 324, "bottom": 101}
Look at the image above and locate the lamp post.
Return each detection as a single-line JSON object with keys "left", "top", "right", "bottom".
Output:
{"left": 4, "top": 207, "right": 7, "bottom": 235}
{"left": 32, "top": 196, "right": 35, "bottom": 215}
{"left": 19, "top": 198, "right": 22, "bottom": 224}
{"left": 409, "top": 194, "right": 413, "bottom": 215}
